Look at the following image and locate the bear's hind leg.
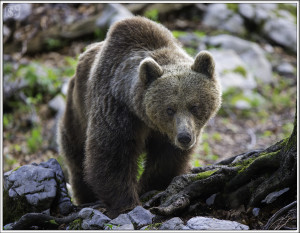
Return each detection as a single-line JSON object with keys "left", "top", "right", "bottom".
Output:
{"left": 58, "top": 126, "right": 97, "bottom": 205}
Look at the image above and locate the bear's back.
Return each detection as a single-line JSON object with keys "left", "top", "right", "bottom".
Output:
{"left": 106, "top": 16, "right": 178, "bottom": 52}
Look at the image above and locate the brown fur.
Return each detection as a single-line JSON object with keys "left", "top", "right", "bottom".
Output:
{"left": 58, "top": 16, "right": 222, "bottom": 217}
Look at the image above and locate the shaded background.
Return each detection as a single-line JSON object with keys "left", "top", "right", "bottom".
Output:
{"left": 3, "top": 3, "right": 297, "bottom": 173}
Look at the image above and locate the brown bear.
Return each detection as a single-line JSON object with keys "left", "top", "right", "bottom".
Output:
{"left": 58, "top": 16, "right": 222, "bottom": 218}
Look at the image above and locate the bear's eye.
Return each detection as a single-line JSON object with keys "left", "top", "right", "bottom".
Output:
{"left": 190, "top": 106, "right": 198, "bottom": 115}
{"left": 166, "top": 107, "right": 176, "bottom": 116}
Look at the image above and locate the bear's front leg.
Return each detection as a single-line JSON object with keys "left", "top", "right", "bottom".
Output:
{"left": 139, "top": 132, "right": 192, "bottom": 195}
{"left": 84, "top": 104, "right": 145, "bottom": 218}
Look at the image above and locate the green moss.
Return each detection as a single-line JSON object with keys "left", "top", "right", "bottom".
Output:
{"left": 12, "top": 166, "right": 21, "bottom": 172}
{"left": 172, "top": 30, "right": 187, "bottom": 39}
{"left": 144, "top": 223, "right": 162, "bottom": 230}
{"left": 68, "top": 218, "right": 82, "bottom": 230}
{"left": 194, "top": 30, "right": 206, "bottom": 38}
{"left": 144, "top": 8, "right": 159, "bottom": 21}
{"left": 104, "top": 223, "right": 114, "bottom": 229}
{"left": 233, "top": 66, "right": 247, "bottom": 77}
{"left": 45, "top": 38, "right": 64, "bottom": 50}
{"left": 226, "top": 3, "right": 239, "bottom": 13}
{"left": 3, "top": 189, "right": 32, "bottom": 225}
{"left": 234, "top": 157, "right": 256, "bottom": 174}
{"left": 94, "top": 28, "right": 106, "bottom": 41}
{"left": 192, "top": 169, "right": 218, "bottom": 181}
{"left": 49, "top": 219, "right": 58, "bottom": 225}
{"left": 277, "top": 3, "right": 297, "bottom": 17}
{"left": 235, "top": 150, "right": 280, "bottom": 174}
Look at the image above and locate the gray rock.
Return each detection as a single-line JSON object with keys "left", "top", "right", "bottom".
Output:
{"left": 261, "top": 187, "right": 290, "bottom": 204}
{"left": 115, "top": 224, "right": 135, "bottom": 230}
{"left": 252, "top": 207, "right": 260, "bottom": 217}
{"left": 4, "top": 3, "right": 32, "bottom": 22}
{"left": 276, "top": 62, "right": 295, "bottom": 75}
{"left": 263, "top": 18, "right": 296, "bottom": 53}
{"left": 3, "top": 159, "right": 73, "bottom": 218}
{"left": 203, "top": 4, "right": 246, "bottom": 35}
{"left": 238, "top": 4, "right": 277, "bottom": 24}
{"left": 79, "top": 208, "right": 111, "bottom": 230}
{"left": 187, "top": 216, "right": 249, "bottom": 230}
{"left": 4, "top": 164, "right": 57, "bottom": 210}
{"left": 128, "top": 206, "right": 155, "bottom": 228}
{"left": 39, "top": 158, "right": 73, "bottom": 215}
{"left": 235, "top": 100, "right": 251, "bottom": 110}
{"left": 105, "top": 213, "right": 134, "bottom": 230}
{"left": 3, "top": 223, "right": 14, "bottom": 230}
{"left": 61, "top": 79, "right": 70, "bottom": 96}
{"left": 207, "top": 34, "right": 272, "bottom": 84}
{"left": 159, "top": 217, "right": 189, "bottom": 230}
{"left": 206, "top": 193, "right": 217, "bottom": 206}
{"left": 96, "top": 3, "right": 133, "bottom": 28}
{"left": 48, "top": 95, "right": 65, "bottom": 114}
{"left": 210, "top": 49, "right": 257, "bottom": 91}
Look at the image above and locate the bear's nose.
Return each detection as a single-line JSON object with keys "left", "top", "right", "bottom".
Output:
{"left": 177, "top": 133, "right": 191, "bottom": 144}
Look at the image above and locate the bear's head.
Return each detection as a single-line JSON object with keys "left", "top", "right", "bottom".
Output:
{"left": 140, "top": 51, "right": 222, "bottom": 150}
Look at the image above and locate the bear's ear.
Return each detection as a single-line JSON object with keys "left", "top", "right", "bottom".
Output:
{"left": 139, "top": 57, "right": 163, "bottom": 85}
{"left": 191, "top": 51, "right": 215, "bottom": 78}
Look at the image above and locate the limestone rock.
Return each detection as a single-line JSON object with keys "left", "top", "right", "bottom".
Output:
{"left": 210, "top": 49, "right": 257, "bottom": 91}
{"left": 159, "top": 217, "right": 189, "bottom": 230}
{"left": 4, "top": 164, "right": 57, "bottom": 210}
{"left": 127, "top": 206, "right": 155, "bottom": 229}
{"left": 96, "top": 3, "right": 133, "bottom": 28}
{"left": 105, "top": 213, "right": 134, "bottom": 230}
{"left": 203, "top": 4, "right": 246, "bottom": 35}
{"left": 263, "top": 18, "right": 296, "bottom": 53}
{"left": 39, "top": 158, "right": 73, "bottom": 215}
{"left": 79, "top": 208, "right": 111, "bottom": 230}
{"left": 187, "top": 216, "right": 249, "bottom": 230}
{"left": 207, "top": 34, "right": 272, "bottom": 84}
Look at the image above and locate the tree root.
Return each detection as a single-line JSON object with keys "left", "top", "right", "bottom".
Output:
{"left": 263, "top": 201, "right": 297, "bottom": 230}
{"left": 10, "top": 212, "right": 79, "bottom": 230}
{"left": 145, "top": 116, "right": 296, "bottom": 217}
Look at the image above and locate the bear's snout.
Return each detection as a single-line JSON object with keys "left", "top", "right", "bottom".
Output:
{"left": 177, "top": 132, "right": 192, "bottom": 145}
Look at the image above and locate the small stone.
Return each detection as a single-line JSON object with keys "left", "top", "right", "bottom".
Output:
{"left": 128, "top": 206, "right": 155, "bottom": 228}
{"left": 263, "top": 18, "right": 296, "bottom": 53}
{"left": 261, "top": 187, "right": 290, "bottom": 204}
{"left": 3, "top": 223, "right": 14, "bottom": 230}
{"left": 159, "top": 217, "right": 189, "bottom": 230}
{"left": 80, "top": 208, "right": 111, "bottom": 230}
{"left": 96, "top": 3, "right": 133, "bottom": 28}
{"left": 105, "top": 213, "right": 134, "bottom": 230}
{"left": 109, "top": 213, "right": 132, "bottom": 225}
{"left": 235, "top": 100, "right": 251, "bottom": 110}
{"left": 206, "top": 193, "right": 217, "bottom": 206}
{"left": 48, "top": 95, "right": 65, "bottom": 114}
{"left": 276, "top": 62, "right": 295, "bottom": 75}
{"left": 79, "top": 208, "right": 93, "bottom": 219}
{"left": 187, "top": 216, "right": 249, "bottom": 230}
{"left": 252, "top": 208, "right": 260, "bottom": 217}
{"left": 61, "top": 80, "right": 70, "bottom": 96}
